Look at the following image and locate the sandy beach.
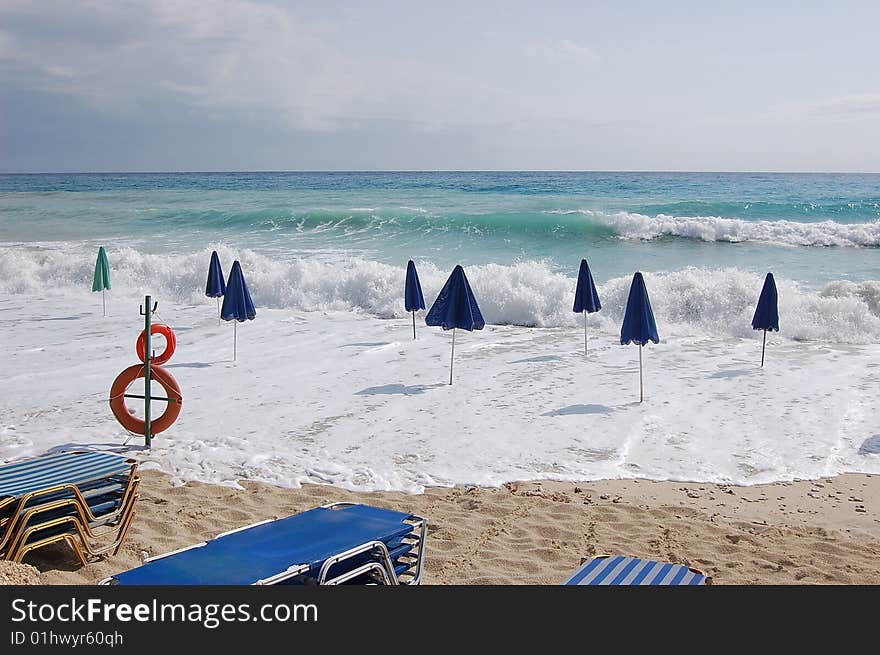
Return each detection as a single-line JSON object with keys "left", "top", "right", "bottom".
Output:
{"left": 0, "top": 470, "right": 872, "bottom": 585}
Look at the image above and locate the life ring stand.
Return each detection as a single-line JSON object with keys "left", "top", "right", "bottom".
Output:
{"left": 136, "top": 323, "right": 177, "bottom": 365}
{"left": 109, "top": 364, "right": 182, "bottom": 435}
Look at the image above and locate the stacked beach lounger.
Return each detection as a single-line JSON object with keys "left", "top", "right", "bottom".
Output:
{"left": 102, "top": 502, "right": 426, "bottom": 585}
{"left": 0, "top": 451, "right": 139, "bottom": 565}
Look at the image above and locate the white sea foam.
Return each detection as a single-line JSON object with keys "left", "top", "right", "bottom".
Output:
{"left": 547, "top": 210, "right": 880, "bottom": 247}
{"left": 2, "top": 243, "right": 879, "bottom": 343}
{"left": 2, "top": 294, "right": 879, "bottom": 491}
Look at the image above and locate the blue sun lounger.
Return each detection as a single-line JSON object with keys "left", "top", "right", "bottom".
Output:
{"left": 101, "top": 502, "right": 426, "bottom": 586}
{"left": 564, "top": 555, "right": 709, "bottom": 585}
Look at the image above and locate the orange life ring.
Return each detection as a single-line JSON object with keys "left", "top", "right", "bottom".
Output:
{"left": 109, "top": 364, "right": 182, "bottom": 435}
{"left": 136, "top": 323, "right": 177, "bottom": 365}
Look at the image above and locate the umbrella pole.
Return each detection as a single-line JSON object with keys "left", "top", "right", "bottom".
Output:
{"left": 233, "top": 321, "right": 237, "bottom": 362}
{"left": 761, "top": 328, "right": 766, "bottom": 368}
{"left": 449, "top": 328, "right": 455, "bottom": 385}
{"left": 412, "top": 310, "right": 416, "bottom": 340}
{"left": 583, "top": 310, "right": 587, "bottom": 357}
{"left": 639, "top": 343, "right": 643, "bottom": 403}
{"left": 102, "top": 289, "right": 106, "bottom": 317}
{"left": 217, "top": 297, "right": 221, "bottom": 325}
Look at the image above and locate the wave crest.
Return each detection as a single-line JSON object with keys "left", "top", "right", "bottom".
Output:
{"left": 2, "top": 244, "right": 879, "bottom": 343}
{"left": 583, "top": 211, "right": 880, "bottom": 247}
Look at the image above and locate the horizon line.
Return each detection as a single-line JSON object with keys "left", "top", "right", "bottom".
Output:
{"left": 2, "top": 169, "right": 880, "bottom": 176}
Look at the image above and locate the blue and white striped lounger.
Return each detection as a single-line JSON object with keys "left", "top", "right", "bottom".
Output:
{"left": 0, "top": 451, "right": 139, "bottom": 563}
{"left": 101, "top": 502, "right": 426, "bottom": 586}
{"left": 0, "top": 451, "right": 134, "bottom": 503}
{"left": 564, "top": 555, "right": 709, "bottom": 585}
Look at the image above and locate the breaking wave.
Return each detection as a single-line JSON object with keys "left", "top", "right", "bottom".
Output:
{"left": 2, "top": 244, "right": 879, "bottom": 343}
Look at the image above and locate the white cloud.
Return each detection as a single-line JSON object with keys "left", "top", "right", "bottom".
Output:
{"left": 807, "top": 93, "right": 880, "bottom": 117}
{"left": 0, "top": 1, "right": 608, "bottom": 134}
{"left": 526, "top": 38, "right": 600, "bottom": 64}
{"left": 556, "top": 39, "right": 601, "bottom": 62}
{"left": 0, "top": 1, "right": 370, "bottom": 128}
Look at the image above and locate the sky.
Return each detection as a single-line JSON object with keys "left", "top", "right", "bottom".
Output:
{"left": 1, "top": 0, "right": 879, "bottom": 173}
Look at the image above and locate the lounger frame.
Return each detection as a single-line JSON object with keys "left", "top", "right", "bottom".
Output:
{"left": 0, "top": 452, "right": 139, "bottom": 565}
{"left": 0, "top": 460, "right": 138, "bottom": 552}
{"left": 319, "top": 502, "right": 427, "bottom": 586}
{"left": 6, "top": 484, "right": 140, "bottom": 564}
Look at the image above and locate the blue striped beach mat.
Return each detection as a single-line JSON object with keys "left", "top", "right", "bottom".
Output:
{"left": 0, "top": 451, "right": 133, "bottom": 499}
{"left": 564, "top": 555, "right": 709, "bottom": 586}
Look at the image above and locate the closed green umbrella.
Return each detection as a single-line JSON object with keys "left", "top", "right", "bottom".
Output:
{"left": 92, "top": 246, "right": 111, "bottom": 316}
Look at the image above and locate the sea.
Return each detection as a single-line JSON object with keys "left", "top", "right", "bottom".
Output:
{"left": 1, "top": 171, "right": 879, "bottom": 490}
{"left": 1, "top": 171, "right": 878, "bottom": 342}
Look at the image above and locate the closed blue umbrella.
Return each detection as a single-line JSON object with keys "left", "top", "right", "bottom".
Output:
{"left": 573, "top": 259, "right": 601, "bottom": 356}
{"left": 220, "top": 260, "right": 256, "bottom": 361}
{"left": 404, "top": 260, "right": 426, "bottom": 340}
{"left": 205, "top": 250, "right": 226, "bottom": 324}
{"left": 425, "top": 265, "right": 484, "bottom": 384}
{"left": 751, "top": 272, "right": 779, "bottom": 367}
{"left": 620, "top": 272, "right": 660, "bottom": 402}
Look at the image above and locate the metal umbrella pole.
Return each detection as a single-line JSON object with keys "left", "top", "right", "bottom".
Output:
{"left": 139, "top": 295, "right": 157, "bottom": 448}
{"left": 639, "top": 343, "right": 643, "bottom": 403}
{"left": 449, "top": 328, "right": 455, "bottom": 385}
{"left": 760, "top": 329, "right": 767, "bottom": 368}
{"left": 583, "top": 310, "right": 587, "bottom": 357}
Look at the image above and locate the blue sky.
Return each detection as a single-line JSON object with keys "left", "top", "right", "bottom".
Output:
{"left": 1, "top": 0, "right": 879, "bottom": 172}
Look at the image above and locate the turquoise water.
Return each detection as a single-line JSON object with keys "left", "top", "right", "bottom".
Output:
{"left": 3, "top": 173, "right": 879, "bottom": 489}
{"left": 1, "top": 172, "right": 879, "bottom": 286}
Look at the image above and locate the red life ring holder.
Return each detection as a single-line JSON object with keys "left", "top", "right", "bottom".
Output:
{"left": 136, "top": 323, "right": 177, "bottom": 365}
{"left": 109, "top": 364, "right": 183, "bottom": 435}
